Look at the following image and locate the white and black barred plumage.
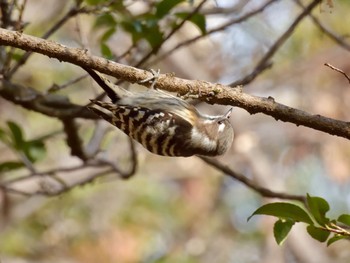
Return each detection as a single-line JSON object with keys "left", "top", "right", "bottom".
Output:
{"left": 85, "top": 68, "right": 234, "bottom": 157}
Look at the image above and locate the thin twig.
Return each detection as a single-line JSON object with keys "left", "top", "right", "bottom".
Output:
{"left": 3, "top": 163, "right": 87, "bottom": 185}
{"left": 0, "top": 0, "right": 11, "bottom": 28}
{"left": 2, "top": 0, "right": 28, "bottom": 73}
{"left": 294, "top": 0, "right": 350, "bottom": 52}
{"left": 3, "top": 146, "right": 138, "bottom": 190}
{"left": 230, "top": 0, "right": 322, "bottom": 87}
{"left": 135, "top": 0, "right": 209, "bottom": 68}
{"left": 5, "top": 0, "right": 116, "bottom": 78}
{"left": 34, "top": 168, "right": 114, "bottom": 196}
{"left": 15, "top": 0, "right": 27, "bottom": 31}
{"left": 0, "top": 186, "right": 32, "bottom": 196}
{"left": 324, "top": 63, "right": 350, "bottom": 84}
{"left": 6, "top": 5, "right": 82, "bottom": 78}
{"left": 149, "top": 0, "right": 278, "bottom": 66}
{"left": 95, "top": 142, "right": 138, "bottom": 179}
{"left": 47, "top": 74, "right": 88, "bottom": 93}
{"left": 17, "top": 151, "right": 36, "bottom": 174}
{"left": 85, "top": 123, "right": 108, "bottom": 157}
{"left": 200, "top": 156, "right": 306, "bottom": 204}
{"left": 194, "top": 0, "right": 250, "bottom": 15}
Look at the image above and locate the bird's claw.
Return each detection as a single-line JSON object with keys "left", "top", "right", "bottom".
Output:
{"left": 138, "top": 68, "right": 160, "bottom": 90}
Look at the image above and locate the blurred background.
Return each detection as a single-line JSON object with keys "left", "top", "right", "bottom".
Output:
{"left": 0, "top": 0, "right": 350, "bottom": 262}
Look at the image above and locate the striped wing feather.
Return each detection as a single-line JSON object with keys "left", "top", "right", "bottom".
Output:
{"left": 88, "top": 100, "right": 194, "bottom": 156}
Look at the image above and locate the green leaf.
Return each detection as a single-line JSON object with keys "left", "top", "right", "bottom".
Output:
{"left": 11, "top": 52, "right": 23, "bottom": 62}
{"left": 327, "top": 235, "right": 348, "bottom": 246}
{"left": 94, "top": 13, "right": 117, "bottom": 28}
{"left": 188, "top": 13, "right": 206, "bottom": 34}
{"left": 306, "top": 225, "right": 330, "bottom": 242}
{"left": 274, "top": 219, "right": 295, "bottom": 245}
{"left": 84, "top": 0, "right": 106, "bottom": 5}
{"left": 248, "top": 202, "right": 313, "bottom": 224}
{"left": 0, "top": 128, "right": 10, "bottom": 144}
{"left": 7, "top": 121, "right": 25, "bottom": 149}
{"left": 306, "top": 194, "right": 330, "bottom": 226}
{"left": 155, "top": 0, "right": 185, "bottom": 18}
{"left": 338, "top": 214, "right": 350, "bottom": 226}
{"left": 25, "top": 140, "right": 46, "bottom": 162}
{"left": 101, "top": 27, "right": 116, "bottom": 42}
{"left": 100, "top": 43, "right": 113, "bottom": 59}
{"left": 109, "top": 2, "right": 125, "bottom": 11}
{"left": 143, "top": 25, "right": 163, "bottom": 48}
{"left": 0, "top": 161, "right": 24, "bottom": 172}
{"left": 0, "top": 122, "right": 47, "bottom": 164}
{"left": 176, "top": 12, "right": 206, "bottom": 34}
{"left": 132, "top": 20, "right": 143, "bottom": 33}
{"left": 121, "top": 20, "right": 143, "bottom": 44}
{"left": 123, "top": 19, "right": 164, "bottom": 48}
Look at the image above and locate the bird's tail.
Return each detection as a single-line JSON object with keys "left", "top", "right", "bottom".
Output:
{"left": 87, "top": 104, "right": 115, "bottom": 124}
{"left": 83, "top": 67, "right": 131, "bottom": 103}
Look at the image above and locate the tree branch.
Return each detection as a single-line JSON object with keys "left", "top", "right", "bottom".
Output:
{"left": 0, "top": 79, "right": 96, "bottom": 119}
{"left": 0, "top": 28, "right": 350, "bottom": 140}
{"left": 149, "top": 0, "right": 279, "bottom": 66}
{"left": 200, "top": 157, "right": 306, "bottom": 203}
{"left": 324, "top": 63, "right": 350, "bottom": 84}
{"left": 294, "top": 0, "right": 350, "bottom": 52}
{"left": 230, "top": 0, "right": 322, "bottom": 87}
{"left": 6, "top": 1, "right": 116, "bottom": 78}
{"left": 135, "top": 0, "right": 209, "bottom": 68}
{"left": 61, "top": 118, "right": 88, "bottom": 161}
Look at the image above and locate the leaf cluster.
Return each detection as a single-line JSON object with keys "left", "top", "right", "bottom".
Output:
{"left": 248, "top": 194, "right": 350, "bottom": 246}
{"left": 87, "top": 0, "right": 206, "bottom": 58}
{"left": 0, "top": 121, "right": 46, "bottom": 173}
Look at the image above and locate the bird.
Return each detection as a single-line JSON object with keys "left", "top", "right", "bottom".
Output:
{"left": 84, "top": 67, "right": 234, "bottom": 157}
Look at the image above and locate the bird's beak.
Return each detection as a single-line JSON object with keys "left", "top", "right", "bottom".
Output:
{"left": 223, "top": 108, "right": 233, "bottom": 119}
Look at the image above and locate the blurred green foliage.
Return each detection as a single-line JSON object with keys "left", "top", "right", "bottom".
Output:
{"left": 0, "top": 121, "right": 46, "bottom": 173}
{"left": 90, "top": 0, "right": 205, "bottom": 56}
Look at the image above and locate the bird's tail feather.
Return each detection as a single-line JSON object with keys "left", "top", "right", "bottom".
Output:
{"left": 83, "top": 67, "right": 126, "bottom": 103}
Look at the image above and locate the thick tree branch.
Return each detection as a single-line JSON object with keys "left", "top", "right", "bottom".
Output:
{"left": 0, "top": 28, "right": 350, "bottom": 140}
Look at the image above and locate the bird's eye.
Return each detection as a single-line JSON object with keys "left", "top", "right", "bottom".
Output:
{"left": 217, "top": 119, "right": 223, "bottom": 125}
